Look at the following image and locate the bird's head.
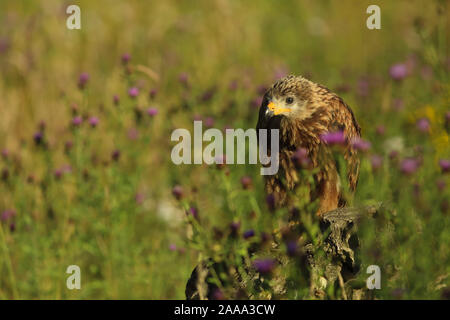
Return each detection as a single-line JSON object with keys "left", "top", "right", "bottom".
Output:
{"left": 257, "top": 75, "right": 314, "bottom": 130}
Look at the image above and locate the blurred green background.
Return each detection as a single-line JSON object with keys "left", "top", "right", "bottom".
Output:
{"left": 0, "top": 0, "right": 448, "bottom": 299}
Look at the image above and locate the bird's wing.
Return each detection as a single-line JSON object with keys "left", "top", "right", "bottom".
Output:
{"left": 331, "top": 96, "right": 361, "bottom": 191}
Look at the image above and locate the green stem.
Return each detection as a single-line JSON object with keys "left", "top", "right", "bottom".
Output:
{"left": 0, "top": 224, "right": 19, "bottom": 299}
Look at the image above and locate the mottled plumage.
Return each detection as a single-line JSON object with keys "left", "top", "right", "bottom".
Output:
{"left": 256, "top": 75, "right": 361, "bottom": 215}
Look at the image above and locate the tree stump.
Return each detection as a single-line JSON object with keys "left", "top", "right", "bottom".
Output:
{"left": 186, "top": 203, "right": 382, "bottom": 300}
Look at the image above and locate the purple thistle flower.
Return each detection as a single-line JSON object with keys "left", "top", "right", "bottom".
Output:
{"left": 391, "top": 288, "right": 405, "bottom": 299}
{"left": 439, "top": 159, "right": 450, "bottom": 173}
{"left": 33, "top": 131, "right": 43, "bottom": 145}
{"left": 436, "top": 179, "right": 446, "bottom": 192}
{"left": 149, "top": 88, "right": 158, "bottom": 99}
{"left": 392, "top": 98, "right": 404, "bottom": 111}
{"left": 320, "top": 131, "right": 346, "bottom": 146}
{"left": 127, "top": 128, "right": 139, "bottom": 140}
{"left": 146, "top": 107, "right": 158, "bottom": 117}
{"left": 111, "top": 149, "right": 121, "bottom": 162}
{"left": 169, "top": 243, "right": 177, "bottom": 251}
{"left": 240, "top": 176, "right": 252, "bottom": 189}
{"left": 135, "top": 193, "right": 144, "bottom": 205}
{"left": 178, "top": 72, "right": 189, "bottom": 87}
{"left": 228, "top": 80, "right": 238, "bottom": 91}
{"left": 376, "top": 125, "right": 386, "bottom": 135}
{"left": 357, "top": 77, "right": 370, "bottom": 97}
{"left": 72, "top": 116, "right": 83, "bottom": 126}
{"left": 400, "top": 158, "right": 420, "bottom": 175}
{"left": 128, "top": 87, "right": 139, "bottom": 98}
{"left": 253, "top": 258, "right": 275, "bottom": 274}
{"left": 199, "top": 88, "right": 216, "bottom": 103}
{"left": 54, "top": 169, "right": 63, "bottom": 180}
{"left": 286, "top": 241, "right": 298, "bottom": 256}
{"left": 416, "top": 118, "right": 430, "bottom": 133}
{"left": 1, "top": 209, "right": 16, "bottom": 222}
{"left": 389, "top": 150, "right": 399, "bottom": 161}
{"left": 78, "top": 72, "right": 90, "bottom": 89}
{"left": 243, "top": 229, "right": 255, "bottom": 239}
{"left": 1, "top": 149, "right": 9, "bottom": 159}
{"left": 0, "top": 37, "right": 10, "bottom": 54}
{"left": 370, "top": 155, "right": 383, "bottom": 170}
{"left": 89, "top": 117, "right": 99, "bottom": 128}
{"left": 172, "top": 185, "right": 183, "bottom": 200}
{"left": 291, "top": 148, "right": 311, "bottom": 168}
{"left": 212, "top": 289, "right": 225, "bottom": 300}
{"left": 389, "top": 63, "right": 408, "bottom": 81}
{"left": 261, "top": 232, "right": 271, "bottom": 243}
{"left": 121, "top": 53, "right": 131, "bottom": 64}
{"left": 230, "top": 221, "right": 241, "bottom": 236}
{"left": 351, "top": 137, "right": 371, "bottom": 151}
{"left": 215, "top": 154, "right": 227, "bottom": 169}
{"left": 188, "top": 206, "right": 198, "bottom": 219}
{"left": 204, "top": 117, "right": 214, "bottom": 128}
{"left": 113, "top": 94, "right": 120, "bottom": 105}
{"left": 65, "top": 140, "right": 73, "bottom": 152}
{"left": 61, "top": 165, "right": 72, "bottom": 173}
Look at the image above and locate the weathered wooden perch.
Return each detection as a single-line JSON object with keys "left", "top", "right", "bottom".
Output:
{"left": 185, "top": 203, "right": 383, "bottom": 300}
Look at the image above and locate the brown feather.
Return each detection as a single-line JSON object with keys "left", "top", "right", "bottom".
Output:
{"left": 257, "top": 75, "right": 361, "bottom": 216}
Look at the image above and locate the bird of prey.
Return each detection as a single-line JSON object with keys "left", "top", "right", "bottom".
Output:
{"left": 256, "top": 75, "right": 361, "bottom": 216}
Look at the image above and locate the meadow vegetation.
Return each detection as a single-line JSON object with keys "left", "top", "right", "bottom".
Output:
{"left": 0, "top": 0, "right": 448, "bottom": 299}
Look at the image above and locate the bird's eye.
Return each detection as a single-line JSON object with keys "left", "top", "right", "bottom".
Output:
{"left": 285, "top": 97, "right": 294, "bottom": 104}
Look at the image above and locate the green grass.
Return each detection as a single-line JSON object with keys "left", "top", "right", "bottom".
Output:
{"left": 0, "top": 0, "right": 448, "bottom": 299}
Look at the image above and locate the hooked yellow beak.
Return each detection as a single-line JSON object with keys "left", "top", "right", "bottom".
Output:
{"left": 267, "top": 102, "right": 292, "bottom": 116}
